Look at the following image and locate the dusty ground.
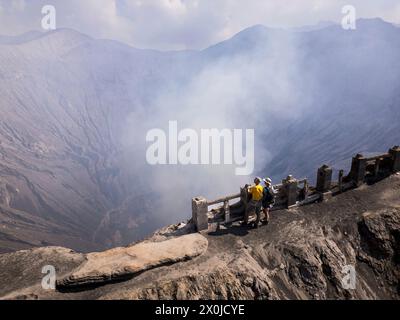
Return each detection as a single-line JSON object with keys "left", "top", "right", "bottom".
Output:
{"left": 0, "top": 175, "right": 399, "bottom": 300}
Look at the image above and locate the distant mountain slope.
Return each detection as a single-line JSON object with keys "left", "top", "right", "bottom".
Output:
{"left": 264, "top": 19, "right": 400, "bottom": 181}
{"left": 0, "top": 31, "right": 43, "bottom": 45}
{"left": 0, "top": 19, "right": 400, "bottom": 253}
{"left": 0, "top": 29, "right": 172, "bottom": 252}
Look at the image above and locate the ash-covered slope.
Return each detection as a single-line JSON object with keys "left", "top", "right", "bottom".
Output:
{"left": 0, "top": 175, "right": 399, "bottom": 300}
{"left": 0, "top": 29, "right": 188, "bottom": 253}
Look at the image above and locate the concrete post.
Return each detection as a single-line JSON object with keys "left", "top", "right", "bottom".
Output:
{"left": 350, "top": 154, "right": 367, "bottom": 187}
{"left": 302, "top": 179, "right": 309, "bottom": 201}
{"left": 283, "top": 175, "right": 298, "bottom": 208}
{"left": 316, "top": 165, "right": 333, "bottom": 193}
{"left": 240, "top": 186, "right": 248, "bottom": 216}
{"left": 389, "top": 146, "right": 400, "bottom": 173}
{"left": 338, "top": 170, "right": 344, "bottom": 193}
{"left": 224, "top": 200, "right": 230, "bottom": 223}
{"left": 373, "top": 158, "right": 381, "bottom": 178}
{"left": 192, "top": 197, "right": 208, "bottom": 232}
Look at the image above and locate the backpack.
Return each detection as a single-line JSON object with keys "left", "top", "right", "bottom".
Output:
{"left": 263, "top": 187, "right": 275, "bottom": 205}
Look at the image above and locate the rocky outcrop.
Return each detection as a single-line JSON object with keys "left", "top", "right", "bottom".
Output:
{"left": 56, "top": 233, "right": 208, "bottom": 289}
{"left": 357, "top": 209, "right": 400, "bottom": 293}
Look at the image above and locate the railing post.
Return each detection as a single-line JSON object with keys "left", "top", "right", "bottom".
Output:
{"left": 240, "top": 186, "right": 248, "bottom": 214}
{"left": 373, "top": 158, "right": 381, "bottom": 178}
{"left": 338, "top": 170, "right": 344, "bottom": 193}
{"left": 192, "top": 197, "right": 208, "bottom": 232}
{"left": 224, "top": 200, "right": 230, "bottom": 223}
{"left": 302, "top": 179, "right": 309, "bottom": 201}
{"left": 350, "top": 154, "right": 367, "bottom": 187}
{"left": 316, "top": 165, "right": 332, "bottom": 193}
{"left": 389, "top": 146, "right": 400, "bottom": 173}
{"left": 283, "top": 175, "right": 298, "bottom": 208}
{"left": 316, "top": 165, "right": 333, "bottom": 201}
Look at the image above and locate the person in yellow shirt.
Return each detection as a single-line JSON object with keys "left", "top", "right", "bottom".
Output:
{"left": 244, "top": 177, "right": 264, "bottom": 228}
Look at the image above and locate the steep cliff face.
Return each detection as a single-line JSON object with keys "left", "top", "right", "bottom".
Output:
{"left": 0, "top": 29, "right": 173, "bottom": 253}
{"left": 0, "top": 175, "right": 398, "bottom": 300}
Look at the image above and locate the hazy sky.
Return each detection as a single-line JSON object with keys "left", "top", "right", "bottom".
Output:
{"left": 0, "top": 0, "right": 399, "bottom": 50}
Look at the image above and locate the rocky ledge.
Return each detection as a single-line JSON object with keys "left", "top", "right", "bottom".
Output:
{"left": 56, "top": 233, "right": 208, "bottom": 289}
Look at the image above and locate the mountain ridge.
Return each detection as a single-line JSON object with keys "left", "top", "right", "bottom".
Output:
{"left": 2, "top": 18, "right": 396, "bottom": 50}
